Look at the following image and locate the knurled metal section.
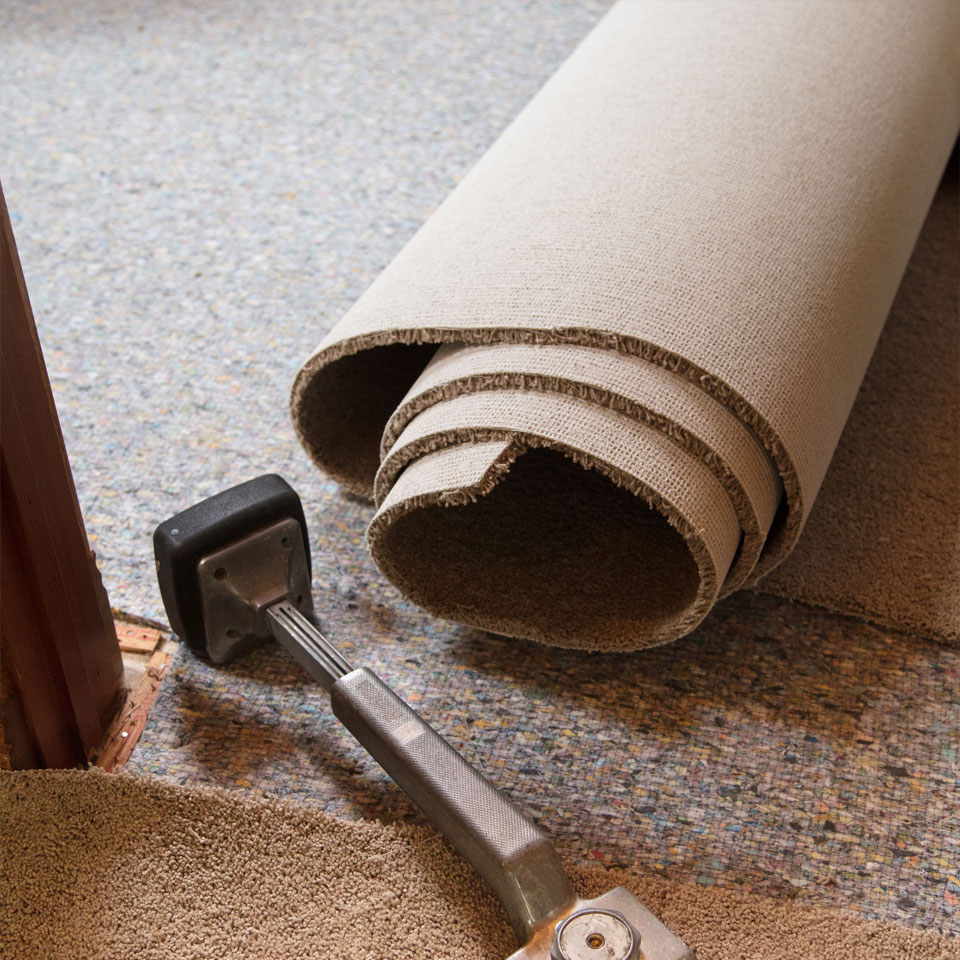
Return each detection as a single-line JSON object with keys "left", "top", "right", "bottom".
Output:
{"left": 407, "top": 702, "right": 545, "bottom": 856}
{"left": 333, "top": 668, "right": 545, "bottom": 861}
{"left": 343, "top": 666, "right": 411, "bottom": 728}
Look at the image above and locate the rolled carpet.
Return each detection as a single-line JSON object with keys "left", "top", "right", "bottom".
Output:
{"left": 2, "top": 769, "right": 955, "bottom": 960}
{"left": 291, "top": 0, "right": 960, "bottom": 650}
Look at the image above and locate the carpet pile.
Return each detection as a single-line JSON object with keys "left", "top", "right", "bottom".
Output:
{"left": 2, "top": 769, "right": 955, "bottom": 960}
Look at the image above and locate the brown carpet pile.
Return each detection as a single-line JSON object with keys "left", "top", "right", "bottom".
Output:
{"left": 1, "top": 769, "right": 955, "bottom": 960}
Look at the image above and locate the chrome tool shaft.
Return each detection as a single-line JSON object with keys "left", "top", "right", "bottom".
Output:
{"left": 266, "top": 599, "right": 353, "bottom": 692}
{"left": 155, "top": 475, "right": 696, "bottom": 960}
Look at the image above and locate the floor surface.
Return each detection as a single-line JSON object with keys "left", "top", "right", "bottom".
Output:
{"left": 129, "top": 592, "right": 960, "bottom": 933}
{"left": 2, "top": 0, "right": 957, "bottom": 939}
{"left": 1, "top": 0, "right": 607, "bottom": 618}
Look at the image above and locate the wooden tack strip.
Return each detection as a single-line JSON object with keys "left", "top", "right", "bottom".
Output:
{"left": 115, "top": 621, "right": 166, "bottom": 654}
{"left": 95, "top": 648, "right": 172, "bottom": 772}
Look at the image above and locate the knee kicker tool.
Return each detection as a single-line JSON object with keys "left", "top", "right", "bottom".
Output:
{"left": 154, "top": 474, "right": 695, "bottom": 960}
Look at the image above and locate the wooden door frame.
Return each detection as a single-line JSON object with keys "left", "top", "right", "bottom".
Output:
{"left": 1, "top": 181, "right": 124, "bottom": 769}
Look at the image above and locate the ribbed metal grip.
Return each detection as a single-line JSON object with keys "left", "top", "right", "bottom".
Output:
{"left": 266, "top": 600, "right": 353, "bottom": 691}
{"left": 330, "top": 667, "right": 576, "bottom": 942}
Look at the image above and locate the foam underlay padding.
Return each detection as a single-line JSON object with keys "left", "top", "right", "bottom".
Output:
{"left": 291, "top": 0, "right": 960, "bottom": 650}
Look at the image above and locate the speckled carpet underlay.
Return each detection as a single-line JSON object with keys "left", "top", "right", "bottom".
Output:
{"left": 127, "top": 592, "right": 960, "bottom": 934}
{"left": 2, "top": 0, "right": 959, "bottom": 956}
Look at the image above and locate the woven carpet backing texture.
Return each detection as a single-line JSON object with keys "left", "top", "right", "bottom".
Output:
{"left": 293, "top": 0, "right": 960, "bottom": 648}
{"left": 3, "top": 769, "right": 957, "bottom": 960}
{"left": 760, "top": 159, "right": 959, "bottom": 638}
{"left": 2, "top": 0, "right": 956, "bottom": 642}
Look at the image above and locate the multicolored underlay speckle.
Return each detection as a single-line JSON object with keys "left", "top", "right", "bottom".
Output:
{"left": 129, "top": 591, "right": 960, "bottom": 936}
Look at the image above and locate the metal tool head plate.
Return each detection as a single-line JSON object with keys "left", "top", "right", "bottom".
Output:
{"left": 552, "top": 908, "right": 637, "bottom": 960}
{"left": 508, "top": 887, "right": 694, "bottom": 960}
{"left": 154, "top": 474, "right": 311, "bottom": 657}
{"left": 198, "top": 517, "right": 313, "bottom": 663}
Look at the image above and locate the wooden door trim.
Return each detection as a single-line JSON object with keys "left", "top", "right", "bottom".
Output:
{"left": 1, "top": 181, "right": 124, "bottom": 768}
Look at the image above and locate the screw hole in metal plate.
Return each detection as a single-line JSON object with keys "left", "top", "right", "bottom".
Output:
{"left": 214, "top": 567, "right": 228, "bottom": 580}
{"left": 226, "top": 628, "right": 241, "bottom": 639}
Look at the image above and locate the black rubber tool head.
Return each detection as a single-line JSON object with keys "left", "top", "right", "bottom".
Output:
{"left": 154, "top": 474, "right": 310, "bottom": 656}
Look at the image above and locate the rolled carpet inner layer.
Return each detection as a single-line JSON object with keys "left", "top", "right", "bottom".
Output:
{"left": 291, "top": 0, "right": 960, "bottom": 650}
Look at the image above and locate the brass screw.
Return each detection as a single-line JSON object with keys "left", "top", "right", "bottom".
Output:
{"left": 586, "top": 933, "right": 605, "bottom": 950}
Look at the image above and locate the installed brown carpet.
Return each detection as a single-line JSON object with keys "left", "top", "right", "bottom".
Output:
{"left": 2, "top": 769, "right": 956, "bottom": 960}
{"left": 290, "top": 0, "right": 960, "bottom": 650}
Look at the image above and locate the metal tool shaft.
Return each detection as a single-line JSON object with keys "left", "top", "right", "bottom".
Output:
{"left": 264, "top": 598, "right": 576, "bottom": 941}
{"left": 161, "top": 479, "right": 694, "bottom": 959}
{"left": 266, "top": 599, "right": 353, "bottom": 692}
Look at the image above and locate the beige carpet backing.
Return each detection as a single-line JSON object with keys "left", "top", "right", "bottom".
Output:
{"left": 759, "top": 158, "right": 959, "bottom": 642}
{"left": 2, "top": 769, "right": 956, "bottom": 960}
{"left": 291, "top": 0, "right": 960, "bottom": 650}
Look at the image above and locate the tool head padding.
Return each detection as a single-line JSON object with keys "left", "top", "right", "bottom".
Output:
{"left": 154, "top": 474, "right": 311, "bottom": 659}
